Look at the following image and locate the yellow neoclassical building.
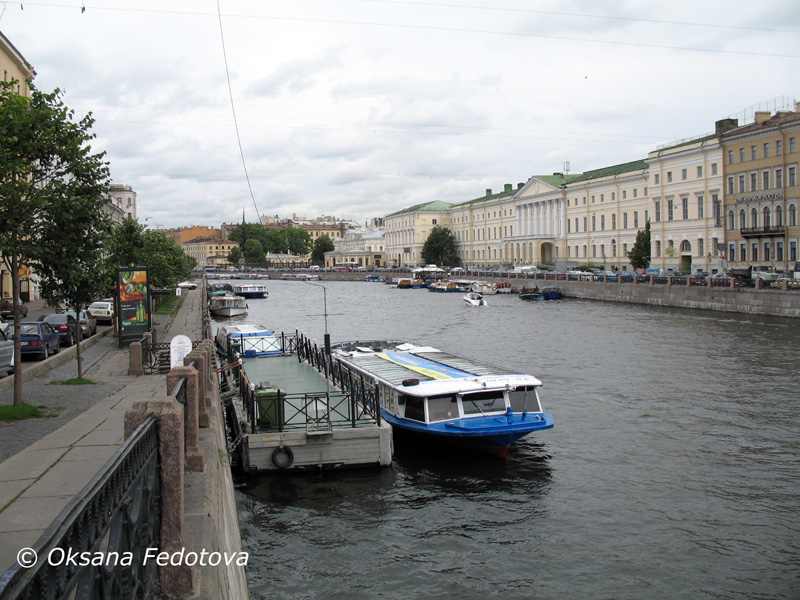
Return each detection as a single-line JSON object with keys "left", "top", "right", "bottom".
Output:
{"left": 384, "top": 201, "right": 453, "bottom": 267}
{"left": 721, "top": 106, "right": 800, "bottom": 273}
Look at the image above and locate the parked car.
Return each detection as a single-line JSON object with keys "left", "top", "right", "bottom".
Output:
{"left": 178, "top": 281, "right": 198, "bottom": 290}
{"left": 19, "top": 322, "right": 60, "bottom": 360}
{"left": 65, "top": 309, "right": 98, "bottom": 337}
{"left": 42, "top": 313, "right": 79, "bottom": 347}
{"left": 0, "top": 327, "right": 14, "bottom": 376}
{"left": 0, "top": 299, "right": 28, "bottom": 318}
{"left": 0, "top": 315, "right": 7, "bottom": 335}
{"left": 88, "top": 301, "right": 115, "bottom": 325}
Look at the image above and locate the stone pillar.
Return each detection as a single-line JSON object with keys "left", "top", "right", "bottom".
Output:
{"left": 186, "top": 348, "right": 210, "bottom": 428}
{"left": 128, "top": 342, "right": 144, "bottom": 376}
{"left": 782, "top": 278, "right": 789, "bottom": 291}
{"left": 167, "top": 366, "right": 206, "bottom": 472}
{"left": 124, "top": 397, "right": 196, "bottom": 596}
{"left": 756, "top": 277, "right": 763, "bottom": 290}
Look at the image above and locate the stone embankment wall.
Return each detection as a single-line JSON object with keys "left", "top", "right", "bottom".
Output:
{"left": 319, "top": 272, "right": 800, "bottom": 318}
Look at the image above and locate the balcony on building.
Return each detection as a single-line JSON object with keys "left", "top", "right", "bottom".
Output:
{"left": 740, "top": 225, "right": 786, "bottom": 238}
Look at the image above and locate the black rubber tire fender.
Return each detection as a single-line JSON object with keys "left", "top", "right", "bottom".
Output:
{"left": 271, "top": 445, "right": 294, "bottom": 469}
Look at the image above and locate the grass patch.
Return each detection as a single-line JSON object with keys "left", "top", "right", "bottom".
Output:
{"left": 0, "top": 402, "right": 51, "bottom": 422}
{"left": 155, "top": 295, "right": 184, "bottom": 315}
{"left": 51, "top": 378, "right": 96, "bottom": 385}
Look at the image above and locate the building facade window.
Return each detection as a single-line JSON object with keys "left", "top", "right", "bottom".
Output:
{"left": 667, "top": 199, "right": 674, "bottom": 221}
{"left": 655, "top": 201, "right": 661, "bottom": 222}
{"left": 763, "top": 170, "right": 770, "bottom": 190}
{"left": 682, "top": 197, "right": 689, "bottom": 219}
{"left": 697, "top": 196, "right": 704, "bottom": 219}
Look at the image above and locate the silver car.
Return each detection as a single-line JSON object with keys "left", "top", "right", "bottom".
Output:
{"left": 0, "top": 327, "right": 14, "bottom": 377}
{"left": 66, "top": 309, "right": 98, "bottom": 337}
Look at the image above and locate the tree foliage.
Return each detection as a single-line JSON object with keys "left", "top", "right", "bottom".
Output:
{"left": 243, "top": 238, "right": 265, "bottom": 263}
{"left": 227, "top": 246, "right": 243, "bottom": 265}
{"left": 228, "top": 223, "right": 312, "bottom": 257}
{"left": 627, "top": 220, "right": 651, "bottom": 270}
{"left": 105, "top": 219, "right": 196, "bottom": 288}
{"left": 311, "top": 235, "right": 334, "bottom": 263}
{"left": 421, "top": 226, "right": 460, "bottom": 267}
{"left": 1, "top": 81, "right": 111, "bottom": 401}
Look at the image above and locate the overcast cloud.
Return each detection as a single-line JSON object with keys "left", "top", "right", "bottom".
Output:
{"left": 2, "top": 0, "right": 798, "bottom": 228}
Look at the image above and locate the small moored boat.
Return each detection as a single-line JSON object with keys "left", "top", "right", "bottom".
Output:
{"left": 209, "top": 294, "right": 248, "bottom": 317}
{"left": 519, "top": 286, "right": 542, "bottom": 300}
{"left": 233, "top": 283, "right": 269, "bottom": 299}
{"left": 215, "top": 322, "right": 283, "bottom": 358}
{"left": 540, "top": 286, "right": 562, "bottom": 300}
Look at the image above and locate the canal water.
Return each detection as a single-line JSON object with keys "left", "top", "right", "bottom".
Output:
{"left": 227, "top": 279, "right": 800, "bottom": 600}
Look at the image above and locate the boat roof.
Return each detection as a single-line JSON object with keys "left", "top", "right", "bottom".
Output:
{"left": 218, "top": 322, "right": 274, "bottom": 337}
{"left": 331, "top": 340, "right": 542, "bottom": 395}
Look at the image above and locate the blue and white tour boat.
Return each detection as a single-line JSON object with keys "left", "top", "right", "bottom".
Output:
{"left": 329, "top": 340, "right": 554, "bottom": 457}
{"left": 233, "top": 283, "right": 269, "bottom": 299}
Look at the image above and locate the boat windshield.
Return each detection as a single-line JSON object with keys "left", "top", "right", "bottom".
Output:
{"left": 508, "top": 386, "right": 541, "bottom": 413}
{"left": 461, "top": 390, "right": 506, "bottom": 415}
{"left": 427, "top": 394, "right": 458, "bottom": 422}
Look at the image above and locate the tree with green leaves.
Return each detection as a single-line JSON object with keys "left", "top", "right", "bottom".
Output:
{"left": 34, "top": 192, "right": 113, "bottom": 380}
{"left": 627, "top": 220, "right": 651, "bottom": 270}
{"left": 284, "top": 226, "right": 311, "bottom": 256}
{"left": 422, "top": 226, "right": 460, "bottom": 267}
{"left": 1, "top": 81, "right": 111, "bottom": 404}
{"left": 227, "top": 246, "right": 243, "bottom": 266}
{"left": 105, "top": 218, "right": 195, "bottom": 289}
{"left": 312, "top": 235, "right": 334, "bottom": 263}
{"left": 243, "top": 238, "right": 265, "bottom": 263}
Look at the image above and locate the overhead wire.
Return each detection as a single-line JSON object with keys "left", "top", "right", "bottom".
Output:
{"left": 216, "top": 0, "right": 261, "bottom": 224}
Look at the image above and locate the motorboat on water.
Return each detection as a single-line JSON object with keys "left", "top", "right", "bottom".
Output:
{"left": 233, "top": 283, "right": 269, "bottom": 299}
{"left": 540, "top": 286, "right": 562, "bottom": 300}
{"left": 519, "top": 286, "right": 542, "bottom": 300}
{"left": 463, "top": 292, "right": 488, "bottom": 306}
{"left": 329, "top": 340, "right": 554, "bottom": 457}
{"left": 215, "top": 322, "right": 284, "bottom": 358}
{"left": 209, "top": 294, "right": 247, "bottom": 317}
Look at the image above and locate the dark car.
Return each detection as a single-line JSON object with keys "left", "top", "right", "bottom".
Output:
{"left": 42, "top": 313, "right": 79, "bottom": 347}
{"left": 0, "top": 299, "right": 28, "bottom": 318}
{"left": 0, "top": 327, "right": 14, "bottom": 376}
{"left": 19, "top": 322, "right": 60, "bottom": 360}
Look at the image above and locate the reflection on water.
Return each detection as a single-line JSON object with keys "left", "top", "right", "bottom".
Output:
{"left": 229, "top": 280, "right": 800, "bottom": 600}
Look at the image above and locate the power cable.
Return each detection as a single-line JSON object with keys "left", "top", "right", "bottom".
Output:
{"left": 216, "top": 0, "right": 261, "bottom": 225}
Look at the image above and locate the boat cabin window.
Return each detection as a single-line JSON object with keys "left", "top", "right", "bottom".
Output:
{"left": 461, "top": 390, "right": 506, "bottom": 415}
{"left": 508, "top": 386, "right": 542, "bottom": 413}
{"left": 426, "top": 394, "right": 458, "bottom": 422}
{"left": 402, "top": 394, "right": 425, "bottom": 422}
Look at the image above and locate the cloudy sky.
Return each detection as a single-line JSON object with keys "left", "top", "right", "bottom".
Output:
{"left": 2, "top": 1, "right": 798, "bottom": 228}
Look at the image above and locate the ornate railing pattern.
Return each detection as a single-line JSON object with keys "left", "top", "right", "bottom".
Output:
{"left": 0, "top": 416, "right": 161, "bottom": 600}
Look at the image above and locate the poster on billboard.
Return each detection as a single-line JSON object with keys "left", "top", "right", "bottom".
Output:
{"left": 117, "top": 266, "right": 151, "bottom": 348}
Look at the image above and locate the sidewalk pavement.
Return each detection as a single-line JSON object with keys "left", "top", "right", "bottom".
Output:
{"left": 0, "top": 289, "right": 205, "bottom": 572}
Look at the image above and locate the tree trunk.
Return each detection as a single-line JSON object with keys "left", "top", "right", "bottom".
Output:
{"left": 11, "top": 251, "right": 23, "bottom": 407}
{"left": 75, "top": 309, "right": 83, "bottom": 379}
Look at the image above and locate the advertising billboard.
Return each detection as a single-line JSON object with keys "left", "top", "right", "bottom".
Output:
{"left": 116, "top": 266, "right": 151, "bottom": 348}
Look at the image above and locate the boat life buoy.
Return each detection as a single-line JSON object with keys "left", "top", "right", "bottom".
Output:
{"left": 271, "top": 445, "right": 294, "bottom": 469}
